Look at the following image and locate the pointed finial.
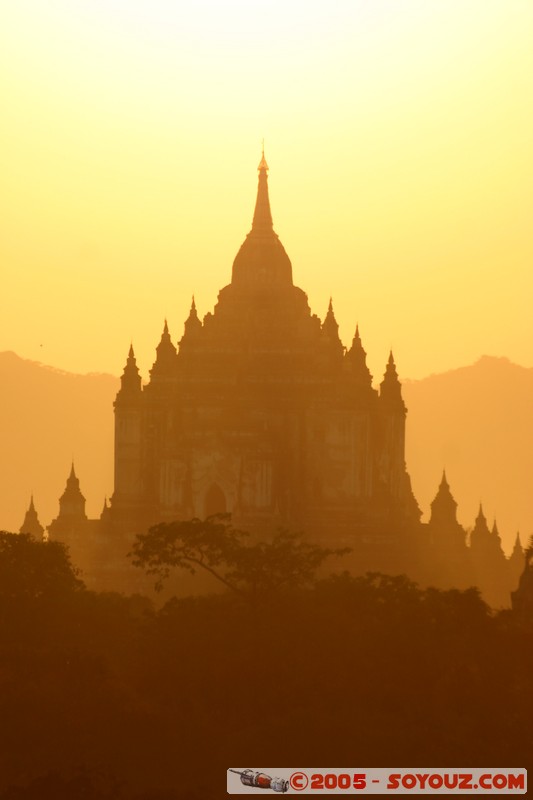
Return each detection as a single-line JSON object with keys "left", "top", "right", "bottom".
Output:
{"left": 70, "top": 461, "right": 76, "bottom": 479}
{"left": 258, "top": 141, "right": 268, "bottom": 171}
{"left": 383, "top": 350, "right": 399, "bottom": 379}
{"left": 181, "top": 294, "right": 202, "bottom": 341}
{"left": 159, "top": 319, "right": 172, "bottom": 343}
{"left": 380, "top": 347, "right": 404, "bottom": 406}
{"left": 323, "top": 298, "right": 338, "bottom": 327}
{"left": 119, "top": 341, "right": 142, "bottom": 394}
{"left": 440, "top": 469, "right": 448, "bottom": 487}
{"left": 187, "top": 296, "right": 199, "bottom": 321}
{"left": 347, "top": 323, "right": 372, "bottom": 384}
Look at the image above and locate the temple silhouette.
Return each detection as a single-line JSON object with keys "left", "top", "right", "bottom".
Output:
{"left": 20, "top": 153, "right": 526, "bottom": 606}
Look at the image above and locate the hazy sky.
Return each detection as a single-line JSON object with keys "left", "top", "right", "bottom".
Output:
{"left": 2, "top": 0, "right": 532, "bottom": 380}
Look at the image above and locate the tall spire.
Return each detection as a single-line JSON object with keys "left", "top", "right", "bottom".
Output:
{"left": 231, "top": 152, "right": 293, "bottom": 289}
{"left": 251, "top": 147, "right": 273, "bottom": 234}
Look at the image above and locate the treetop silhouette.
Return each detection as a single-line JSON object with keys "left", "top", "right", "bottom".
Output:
{"left": 130, "top": 513, "right": 349, "bottom": 602}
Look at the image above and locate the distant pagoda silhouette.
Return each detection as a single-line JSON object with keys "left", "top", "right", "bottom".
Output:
{"left": 19, "top": 496, "right": 44, "bottom": 540}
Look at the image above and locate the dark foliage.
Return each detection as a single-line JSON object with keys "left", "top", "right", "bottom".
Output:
{"left": 131, "top": 515, "right": 349, "bottom": 602}
{"left": 0, "top": 532, "right": 84, "bottom": 600}
{"left": 0, "top": 533, "right": 532, "bottom": 796}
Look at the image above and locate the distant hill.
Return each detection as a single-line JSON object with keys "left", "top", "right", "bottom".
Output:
{"left": 403, "top": 356, "right": 533, "bottom": 553}
{"left": 1, "top": 351, "right": 531, "bottom": 554}
{"left": 0, "top": 351, "right": 117, "bottom": 533}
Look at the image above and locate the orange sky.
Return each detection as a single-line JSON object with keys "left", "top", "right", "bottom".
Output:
{"left": 1, "top": 1, "right": 532, "bottom": 381}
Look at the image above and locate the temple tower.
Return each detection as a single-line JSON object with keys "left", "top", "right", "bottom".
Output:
{"left": 47, "top": 464, "right": 89, "bottom": 566}
{"left": 112, "top": 345, "right": 144, "bottom": 527}
{"left": 107, "top": 154, "right": 421, "bottom": 569}
{"left": 470, "top": 505, "right": 508, "bottom": 607}
{"left": 19, "top": 496, "right": 45, "bottom": 540}
{"left": 379, "top": 352, "right": 407, "bottom": 501}
{"left": 426, "top": 471, "right": 471, "bottom": 588}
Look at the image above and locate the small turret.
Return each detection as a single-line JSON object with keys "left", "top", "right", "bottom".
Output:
{"left": 178, "top": 297, "right": 203, "bottom": 356}
{"left": 322, "top": 299, "right": 338, "bottom": 336}
{"left": 470, "top": 504, "right": 508, "bottom": 608}
{"left": 47, "top": 464, "right": 91, "bottom": 566}
{"left": 19, "top": 495, "right": 45, "bottom": 540}
{"left": 345, "top": 324, "right": 372, "bottom": 387}
{"left": 491, "top": 519, "right": 503, "bottom": 547}
{"left": 380, "top": 351, "right": 406, "bottom": 411}
{"left": 184, "top": 297, "right": 203, "bottom": 338}
{"left": 470, "top": 504, "right": 491, "bottom": 543}
{"left": 425, "top": 470, "right": 470, "bottom": 588}
{"left": 429, "top": 470, "right": 458, "bottom": 527}
{"left": 321, "top": 298, "right": 344, "bottom": 361}
{"left": 511, "top": 534, "right": 533, "bottom": 615}
{"left": 377, "top": 351, "right": 407, "bottom": 501}
{"left": 58, "top": 463, "right": 87, "bottom": 520}
{"left": 511, "top": 531, "right": 524, "bottom": 561}
{"left": 149, "top": 320, "right": 178, "bottom": 381}
{"left": 508, "top": 532, "right": 525, "bottom": 590}
{"left": 113, "top": 346, "right": 143, "bottom": 506}
{"left": 475, "top": 504, "right": 489, "bottom": 531}
{"left": 116, "top": 344, "right": 142, "bottom": 400}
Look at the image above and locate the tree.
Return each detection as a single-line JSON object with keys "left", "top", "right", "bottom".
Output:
{"left": 130, "top": 514, "right": 349, "bottom": 602}
{"left": 0, "top": 531, "right": 84, "bottom": 600}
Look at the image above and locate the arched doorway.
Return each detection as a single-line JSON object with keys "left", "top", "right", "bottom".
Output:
{"left": 205, "top": 483, "right": 227, "bottom": 518}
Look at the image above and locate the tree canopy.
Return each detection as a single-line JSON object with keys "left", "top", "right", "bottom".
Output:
{"left": 0, "top": 531, "right": 84, "bottom": 600}
{"left": 130, "top": 514, "right": 349, "bottom": 602}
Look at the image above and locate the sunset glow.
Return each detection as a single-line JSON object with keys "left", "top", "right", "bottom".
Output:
{"left": 1, "top": 1, "right": 532, "bottom": 380}
{"left": 1, "top": 8, "right": 533, "bottom": 787}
